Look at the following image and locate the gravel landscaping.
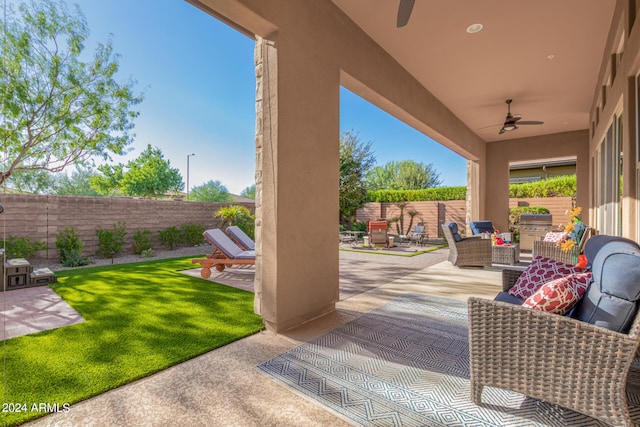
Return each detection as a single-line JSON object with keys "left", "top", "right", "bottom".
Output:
{"left": 29, "top": 245, "right": 209, "bottom": 272}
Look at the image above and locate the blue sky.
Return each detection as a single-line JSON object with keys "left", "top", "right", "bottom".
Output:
{"left": 17, "top": 0, "right": 467, "bottom": 194}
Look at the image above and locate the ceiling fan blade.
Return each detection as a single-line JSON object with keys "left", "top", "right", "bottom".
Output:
{"left": 397, "top": 0, "right": 415, "bottom": 27}
{"left": 499, "top": 127, "right": 506, "bottom": 135}
{"left": 517, "top": 121, "right": 544, "bottom": 125}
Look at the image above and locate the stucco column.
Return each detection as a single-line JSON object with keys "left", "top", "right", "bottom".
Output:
{"left": 254, "top": 36, "right": 340, "bottom": 331}
{"left": 466, "top": 159, "right": 481, "bottom": 234}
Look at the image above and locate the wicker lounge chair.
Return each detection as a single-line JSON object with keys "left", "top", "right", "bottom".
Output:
{"left": 469, "top": 236, "right": 640, "bottom": 426}
{"left": 533, "top": 225, "right": 592, "bottom": 265}
{"left": 441, "top": 222, "right": 491, "bottom": 267}
{"left": 225, "top": 225, "right": 255, "bottom": 250}
{"left": 469, "top": 220, "right": 495, "bottom": 235}
{"left": 192, "top": 229, "right": 255, "bottom": 278}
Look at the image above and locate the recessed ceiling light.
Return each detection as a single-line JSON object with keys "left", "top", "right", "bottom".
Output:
{"left": 466, "top": 23, "right": 483, "bottom": 34}
{"left": 547, "top": 54, "right": 555, "bottom": 60}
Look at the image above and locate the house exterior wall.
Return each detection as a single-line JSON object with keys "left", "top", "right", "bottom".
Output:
{"left": 485, "top": 130, "right": 589, "bottom": 234}
{"left": 588, "top": 0, "right": 640, "bottom": 239}
{"left": 190, "top": 0, "right": 489, "bottom": 331}
{"left": 188, "top": 0, "right": 634, "bottom": 330}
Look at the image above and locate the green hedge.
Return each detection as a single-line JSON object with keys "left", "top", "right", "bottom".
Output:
{"left": 509, "top": 175, "right": 576, "bottom": 198}
{"left": 366, "top": 175, "right": 576, "bottom": 202}
{"left": 367, "top": 186, "right": 466, "bottom": 202}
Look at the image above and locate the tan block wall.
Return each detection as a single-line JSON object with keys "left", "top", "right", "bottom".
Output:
{"left": 0, "top": 194, "right": 255, "bottom": 259}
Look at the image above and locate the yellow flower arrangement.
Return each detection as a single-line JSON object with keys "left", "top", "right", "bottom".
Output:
{"left": 558, "top": 207, "right": 585, "bottom": 252}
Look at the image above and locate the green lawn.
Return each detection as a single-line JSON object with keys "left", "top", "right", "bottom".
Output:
{"left": 1, "top": 257, "right": 263, "bottom": 426}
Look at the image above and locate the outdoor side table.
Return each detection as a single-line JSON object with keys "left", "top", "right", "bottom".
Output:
{"left": 492, "top": 244, "right": 520, "bottom": 265}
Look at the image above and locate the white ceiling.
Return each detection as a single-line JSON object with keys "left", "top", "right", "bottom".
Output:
{"left": 331, "top": 0, "right": 617, "bottom": 142}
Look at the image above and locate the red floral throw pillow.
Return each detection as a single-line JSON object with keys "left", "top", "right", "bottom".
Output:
{"left": 522, "top": 273, "right": 593, "bottom": 315}
{"left": 543, "top": 231, "right": 567, "bottom": 243}
{"left": 508, "top": 256, "right": 584, "bottom": 299}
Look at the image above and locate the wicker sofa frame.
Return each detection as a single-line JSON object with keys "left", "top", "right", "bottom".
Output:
{"left": 441, "top": 223, "right": 492, "bottom": 267}
{"left": 468, "top": 268, "right": 640, "bottom": 426}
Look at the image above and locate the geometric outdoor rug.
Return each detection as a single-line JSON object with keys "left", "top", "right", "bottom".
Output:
{"left": 258, "top": 294, "right": 640, "bottom": 426}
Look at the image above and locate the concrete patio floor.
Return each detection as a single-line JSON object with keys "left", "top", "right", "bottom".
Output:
{"left": 20, "top": 247, "right": 508, "bottom": 427}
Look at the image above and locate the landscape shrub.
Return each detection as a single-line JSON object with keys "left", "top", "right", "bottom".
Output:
{"left": 159, "top": 226, "right": 181, "bottom": 250}
{"left": 132, "top": 229, "right": 153, "bottom": 255}
{"left": 56, "top": 227, "right": 90, "bottom": 267}
{"left": 180, "top": 223, "right": 205, "bottom": 246}
{"left": 215, "top": 205, "right": 255, "bottom": 239}
{"left": 96, "top": 221, "right": 127, "bottom": 259}
{"left": 508, "top": 206, "right": 551, "bottom": 226}
{"left": 3, "top": 236, "right": 48, "bottom": 259}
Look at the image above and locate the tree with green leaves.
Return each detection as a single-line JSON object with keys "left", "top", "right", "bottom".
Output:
{"left": 0, "top": 0, "right": 143, "bottom": 186}
{"left": 54, "top": 166, "right": 101, "bottom": 196}
{"left": 90, "top": 145, "right": 183, "bottom": 198}
{"left": 240, "top": 184, "right": 256, "bottom": 199}
{"left": 4, "top": 170, "right": 56, "bottom": 194}
{"left": 366, "top": 160, "right": 442, "bottom": 191}
{"left": 190, "top": 180, "right": 234, "bottom": 202}
{"left": 339, "top": 130, "right": 376, "bottom": 225}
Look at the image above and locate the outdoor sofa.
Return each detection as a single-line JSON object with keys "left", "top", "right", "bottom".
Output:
{"left": 468, "top": 235, "right": 640, "bottom": 426}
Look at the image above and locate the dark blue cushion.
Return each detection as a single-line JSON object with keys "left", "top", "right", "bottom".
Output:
{"left": 445, "top": 222, "right": 463, "bottom": 242}
{"left": 494, "top": 291, "right": 524, "bottom": 305}
{"left": 583, "top": 235, "right": 639, "bottom": 268}
{"left": 570, "top": 239, "right": 640, "bottom": 333}
{"left": 470, "top": 221, "right": 494, "bottom": 235}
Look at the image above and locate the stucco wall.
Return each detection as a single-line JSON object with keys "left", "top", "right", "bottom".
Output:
{"left": 0, "top": 194, "right": 254, "bottom": 259}
{"left": 485, "top": 130, "right": 589, "bottom": 233}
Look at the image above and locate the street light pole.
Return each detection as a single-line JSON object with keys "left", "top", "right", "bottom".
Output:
{"left": 186, "top": 153, "right": 195, "bottom": 200}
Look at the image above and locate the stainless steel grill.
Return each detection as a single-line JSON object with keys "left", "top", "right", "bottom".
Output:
{"left": 519, "top": 214, "right": 553, "bottom": 251}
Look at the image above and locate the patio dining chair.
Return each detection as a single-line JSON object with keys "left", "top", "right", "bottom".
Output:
{"left": 192, "top": 229, "right": 255, "bottom": 278}
{"left": 408, "top": 223, "right": 428, "bottom": 246}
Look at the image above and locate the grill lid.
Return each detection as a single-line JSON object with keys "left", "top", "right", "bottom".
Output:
{"left": 520, "top": 214, "right": 553, "bottom": 225}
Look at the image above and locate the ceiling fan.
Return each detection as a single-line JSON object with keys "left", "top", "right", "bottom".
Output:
{"left": 397, "top": 0, "right": 415, "bottom": 27}
{"left": 499, "top": 99, "right": 544, "bottom": 134}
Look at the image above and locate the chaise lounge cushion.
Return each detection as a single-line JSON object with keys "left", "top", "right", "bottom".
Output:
{"left": 470, "top": 221, "right": 494, "bottom": 235}
{"left": 508, "top": 255, "right": 584, "bottom": 299}
{"left": 203, "top": 229, "right": 256, "bottom": 259}
{"left": 570, "top": 239, "right": 640, "bottom": 333}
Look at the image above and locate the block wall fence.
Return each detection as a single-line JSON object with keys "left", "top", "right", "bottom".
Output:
{"left": 356, "top": 197, "right": 574, "bottom": 238}
{"left": 0, "top": 194, "right": 573, "bottom": 259}
{"left": 0, "top": 194, "right": 255, "bottom": 259}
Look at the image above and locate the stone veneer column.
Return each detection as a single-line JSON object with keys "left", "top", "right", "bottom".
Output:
{"left": 466, "top": 159, "right": 480, "bottom": 233}
{"left": 253, "top": 36, "right": 276, "bottom": 316}
{"left": 252, "top": 33, "right": 340, "bottom": 331}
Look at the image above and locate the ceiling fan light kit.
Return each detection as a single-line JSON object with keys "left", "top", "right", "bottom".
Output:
{"left": 498, "top": 99, "right": 544, "bottom": 135}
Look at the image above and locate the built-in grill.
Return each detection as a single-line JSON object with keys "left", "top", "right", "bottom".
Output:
{"left": 519, "top": 214, "right": 553, "bottom": 251}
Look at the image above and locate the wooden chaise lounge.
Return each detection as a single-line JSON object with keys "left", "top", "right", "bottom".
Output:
{"left": 192, "top": 229, "right": 255, "bottom": 278}
{"left": 225, "top": 225, "right": 255, "bottom": 251}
